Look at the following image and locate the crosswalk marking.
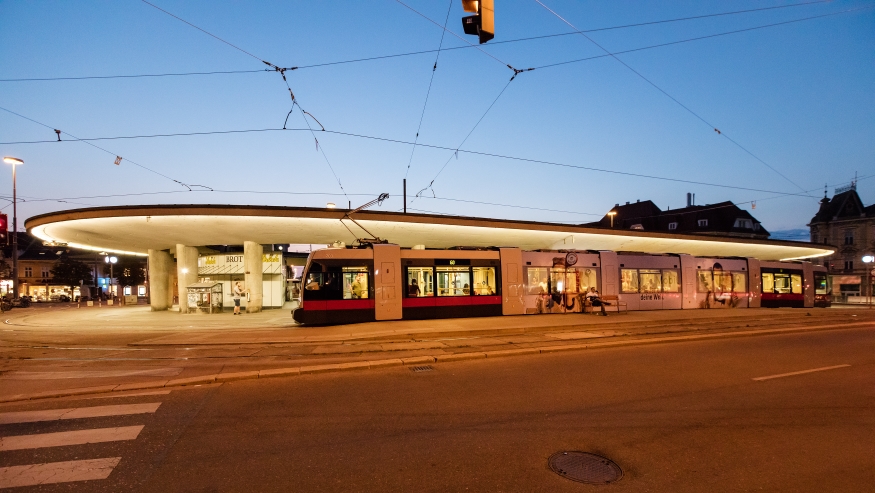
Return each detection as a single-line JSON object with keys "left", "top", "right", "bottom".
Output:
{"left": 0, "top": 425, "right": 144, "bottom": 451}
{"left": 0, "top": 457, "right": 121, "bottom": 488}
{"left": 0, "top": 402, "right": 160, "bottom": 425}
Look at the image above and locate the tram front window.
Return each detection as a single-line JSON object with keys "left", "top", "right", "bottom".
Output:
{"left": 639, "top": 269, "right": 661, "bottom": 293}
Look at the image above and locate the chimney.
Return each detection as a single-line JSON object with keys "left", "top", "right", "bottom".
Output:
{"left": 686, "top": 193, "right": 691, "bottom": 207}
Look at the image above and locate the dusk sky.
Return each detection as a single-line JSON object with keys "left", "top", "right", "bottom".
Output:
{"left": 1, "top": 0, "right": 873, "bottom": 237}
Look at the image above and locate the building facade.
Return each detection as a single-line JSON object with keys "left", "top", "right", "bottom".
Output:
{"left": 808, "top": 185, "right": 875, "bottom": 301}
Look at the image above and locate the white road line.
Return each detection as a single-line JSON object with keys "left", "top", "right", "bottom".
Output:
{"left": 89, "top": 390, "right": 171, "bottom": 399}
{"left": 0, "top": 402, "right": 161, "bottom": 425}
{"left": 0, "top": 425, "right": 144, "bottom": 451}
{"left": 4, "top": 368, "right": 182, "bottom": 379}
{"left": 753, "top": 364, "right": 851, "bottom": 381}
{"left": 0, "top": 457, "right": 121, "bottom": 488}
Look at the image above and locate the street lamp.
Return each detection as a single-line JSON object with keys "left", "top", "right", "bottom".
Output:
{"left": 3, "top": 157, "right": 23, "bottom": 299}
{"left": 863, "top": 255, "right": 874, "bottom": 309}
{"left": 105, "top": 255, "right": 117, "bottom": 300}
{"left": 607, "top": 211, "right": 617, "bottom": 228}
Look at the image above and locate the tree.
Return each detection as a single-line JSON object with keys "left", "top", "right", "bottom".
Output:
{"left": 51, "top": 257, "right": 94, "bottom": 287}
{"left": 114, "top": 256, "right": 146, "bottom": 287}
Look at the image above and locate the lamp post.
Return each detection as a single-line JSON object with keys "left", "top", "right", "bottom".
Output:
{"left": 3, "top": 157, "right": 23, "bottom": 299}
{"left": 863, "top": 255, "right": 874, "bottom": 309}
{"left": 607, "top": 211, "right": 617, "bottom": 228}
{"left": 105, "top": 255, "right": 117, "bottom": 301}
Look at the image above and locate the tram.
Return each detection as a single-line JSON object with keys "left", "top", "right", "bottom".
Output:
{"left": 292, "top": 244, "right": 829, "bottom": 325}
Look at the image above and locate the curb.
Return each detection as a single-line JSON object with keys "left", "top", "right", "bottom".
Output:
{"left": 2, "top": 321, "right": 872, "bottom": 404}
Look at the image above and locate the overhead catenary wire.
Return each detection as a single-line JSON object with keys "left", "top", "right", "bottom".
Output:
{"left": 0, "top": 123, "right": 826, "bottom": 198}
{"left": 414, "top": 78, "right": 515, "bottom": 200}
{"left": 533, "top": 0, "right": 833, "bottom": 200}
{"left": 0, "top": 106, "right": 200, "bottom": 190}
{"left": 1, "top": 0, "right": 842, "bottom": 83}
{"left": 404, "top": 0, "right": 453, "bottom": 180}
{"left": 139, "top": 0, "right": 347, "bottom": 199}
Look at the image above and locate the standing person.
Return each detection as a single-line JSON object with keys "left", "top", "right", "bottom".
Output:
{"left": 408, "top": 278, "right": 421, "bottom": 297}
{"left": 232, "top": 281, "right": 247, "bottom": 315}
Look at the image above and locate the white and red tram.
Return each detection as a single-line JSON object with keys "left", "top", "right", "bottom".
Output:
{"left": 292, "top": 244, "right": 829, "bottom": 325}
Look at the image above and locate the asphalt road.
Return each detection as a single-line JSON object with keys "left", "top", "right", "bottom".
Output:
{"left": 1, "top": 326, "right": 873, "bottom": 492}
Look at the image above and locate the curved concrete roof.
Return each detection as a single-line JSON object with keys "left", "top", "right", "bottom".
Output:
{"left": 25, "top": 205, "right": 833, "bottom": 261}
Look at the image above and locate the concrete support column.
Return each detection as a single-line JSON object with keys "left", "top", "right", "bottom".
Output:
{"left": 244, "top": 241, "right": 263, "bottom": 313}
{"left": 176, "top": 244, "right": 199, "bottom": 313}
{"left": 148, "top": 249, "right": 174, "bottom": 311}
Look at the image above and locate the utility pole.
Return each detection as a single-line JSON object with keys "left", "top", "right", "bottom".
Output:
{"left": 403, "top": 179, "right": 407, "bottom": 214}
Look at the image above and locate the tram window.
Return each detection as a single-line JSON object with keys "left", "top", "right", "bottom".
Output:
{"left": 714, "top": 272, "right": 733, "bottom": 294}
{"left": 639, "top": 269, "right": 662, "bottom": 293}
{"left": 662, "top": 270, "right": 679, "bottom": 292}
{"left": 406, "top": 267, "right": 434, "bottom": 297}
{"left": 762, "top": 273, "right": 774, "bottom": 293}
{"left": 621, "top": 269, "right": 639, "bottom": 293}
{"left": 577, "top": 268, "right": 598, "bottom": 293}
{"left": 436, "top": 266, "right": 471, "bottom": 296}
{"left": 697, "top": 271, "right": 713, "bottom": 293}
{"left": 526, "top": 267, "right": 548, "bottom": 295}
{"left": 472, "top": 267, "right": 497, "bottom": 295}
{"left": 550, "top": 268, "right": 566, "bottom": 294}
{"left": 731, "top": 272, "right": 747, "bottom": 293}
{"left": 303, "top": 271, "right": 341, "bottom": 300}
{"left": 814, "top": 274, "right": 828, "bottom": 295}
{"left": 773, "top": 274, "right": 792, "bottom": 294}
{"left": 342, "top": 267, "right": 369, "bottom": 299}
{"left": 791, "top": 274, "right": 802, "bottom": 294}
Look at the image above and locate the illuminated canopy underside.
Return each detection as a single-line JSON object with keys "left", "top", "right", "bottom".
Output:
{"left": 25, "top": 205, "right": 833, "bottom": 261}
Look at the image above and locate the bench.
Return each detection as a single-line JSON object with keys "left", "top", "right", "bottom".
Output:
{"left": 583, "top": 295, "right": 627, "bottom": 314}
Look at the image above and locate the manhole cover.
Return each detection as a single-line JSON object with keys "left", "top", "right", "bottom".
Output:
{"left": 409, "top": 365, "right": 433, "bottom": 373}
{"left": 548, "top": 451, "right": 623, "bottom": 484}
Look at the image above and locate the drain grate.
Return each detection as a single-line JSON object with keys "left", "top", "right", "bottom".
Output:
{"left": 548, "top": 451, "right": 622, "bottom": 485}
{"left": 409, "top": 365, "right": 434, "bottom": 373}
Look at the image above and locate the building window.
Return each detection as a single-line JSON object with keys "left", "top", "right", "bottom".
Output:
{"left": 733, "top": 218, "right": 753, "bottom": 229}
{"left": 753, "top": 223, "right": 760, "bottom": 231}
{"left": 844, "top": 260, "right": 854, "bottom": 271}
{"left": 24, "top": 267, "right": 32, "bottom": 277}
{"left": 811, "top": 232, "right": 818, "bottom": 243}
{"left": 41, "top": 267, "right": 50, "bottom": 278}
{"left": 668, "top": 222, "right": 678, "bottom": 230}
{"left": 698, "top": 219, "right": 708, "bottom": 227}
{"left": 844, "top": 231, "right": 854, "bottom": 245}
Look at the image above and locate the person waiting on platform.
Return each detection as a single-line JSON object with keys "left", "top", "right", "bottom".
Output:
{"left": 586, "top": 287, "right": 609, "bottom": 316}
{"left": 408, "top": 278, "right": 421, "bottom": 297}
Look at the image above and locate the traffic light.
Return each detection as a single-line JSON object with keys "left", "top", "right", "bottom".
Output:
{"left": 461, "top": 0, "right": 494, "bottom": 44}
{"left": 0, "top": 214, "right": 7, "bottom": 246}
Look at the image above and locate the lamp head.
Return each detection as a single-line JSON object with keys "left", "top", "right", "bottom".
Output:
{"left": 3, "top": 157, "right": 23, "bottom": 166}
{"left": 863, "top": 255, "right": 875, "bottom": 263}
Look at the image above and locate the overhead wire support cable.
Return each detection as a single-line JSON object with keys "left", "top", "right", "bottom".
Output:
{"left": 0, "top": 106, "right": 197, "bottom": 190}
{"left": 404, "top": 0, "right": 453, "bottom": 181}
{"left": 6, "top": 1, "right": 843, "bottom": 83}
{"left": 139, "top": 0, "right": 345, "bottom": 198}
{"left": 533, "top": 0, "right": 829, "bottom": 200}
{"left": 414, "top": 77, "right": 515, "bottom": 200}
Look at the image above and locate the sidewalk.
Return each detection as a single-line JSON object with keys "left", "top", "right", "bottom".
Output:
{"left": 2, "top": 304, "right": 873, "bottom": 404}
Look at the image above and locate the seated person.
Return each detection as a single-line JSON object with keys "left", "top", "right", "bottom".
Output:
{"left": 586, "top": 287, "right": 609, "bottom": 316}
{"left": 408, "top": 278, "right": 421, "bottom": 297}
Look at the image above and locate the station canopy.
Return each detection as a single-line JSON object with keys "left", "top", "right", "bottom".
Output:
{"left": 26, "top": 205, "right": 833, "bottom": 261}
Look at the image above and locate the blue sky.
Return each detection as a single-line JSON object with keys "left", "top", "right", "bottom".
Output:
{"left": 1, "top": 0, "right": 873, "bottom": 235}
